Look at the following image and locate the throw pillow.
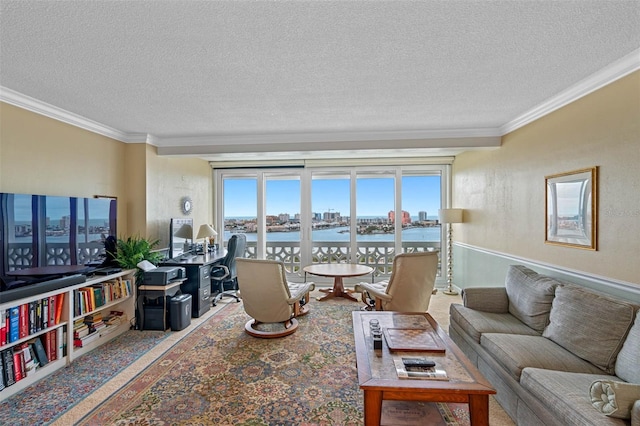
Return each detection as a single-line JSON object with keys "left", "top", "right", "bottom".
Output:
{"left": 590, "top": 380, "right": 640, "bottom": 419}
{"left": 505, "top": 265, "right": 558, "bottom": 332}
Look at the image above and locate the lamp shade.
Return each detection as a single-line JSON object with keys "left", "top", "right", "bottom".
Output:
{"left": 438, "top": 208, "right": 464, "bottom": 224}
{"left": 174, "top": 223, "right": 193, "bottom": 239}
{"left": 196, "top": 224, "right": 218, "bottom": 239}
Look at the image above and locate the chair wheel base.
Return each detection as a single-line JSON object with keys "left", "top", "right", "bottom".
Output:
{"left": 244, "top": 318, "right": 298, "bottom": 338}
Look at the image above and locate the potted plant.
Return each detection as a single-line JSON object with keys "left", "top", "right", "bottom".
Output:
{"left": 113, "top": 235, "right": 164, "bottom": 283}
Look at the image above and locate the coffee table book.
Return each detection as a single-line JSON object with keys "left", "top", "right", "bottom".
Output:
{"left": 382, "top": 327, "right": 446, "bottom": 353}
{"left": 392, "top": 358, "right": 449, "bottom": 381}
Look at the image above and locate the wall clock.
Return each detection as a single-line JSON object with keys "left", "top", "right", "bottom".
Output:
{"left": 180, "top": 196, "right": 193, "bottom": 215}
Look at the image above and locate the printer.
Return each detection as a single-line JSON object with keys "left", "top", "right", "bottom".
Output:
{"left": 143, "top": 266, "right": 186, "bottom": 285}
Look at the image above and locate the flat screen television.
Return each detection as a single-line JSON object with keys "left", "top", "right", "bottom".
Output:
{"left": 0, "top": 192, "right": 117, "bottom": 284}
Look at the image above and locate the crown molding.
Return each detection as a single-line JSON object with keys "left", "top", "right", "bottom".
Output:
{"left": 500, "top": 48, "right": 640, "bottom": 135}
{"left": 0, "top": 86, "right": 147, "bottom": 143}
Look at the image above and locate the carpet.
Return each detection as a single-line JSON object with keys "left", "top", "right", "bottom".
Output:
{"left": 78, "top": 298, "right": 472, "bottom": 425}
{"left": 0, "top": 327, "right": 171, "bottom": 425}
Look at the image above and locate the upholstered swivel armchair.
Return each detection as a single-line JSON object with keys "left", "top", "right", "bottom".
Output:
{"left": 355, "top": 251, "right": 438, "bottom": 312}
{"left": 211, "top": 234, "right": 246, "bottom": 304}
{"left": 236, "top": 258, "right": 314, "bottom": 338}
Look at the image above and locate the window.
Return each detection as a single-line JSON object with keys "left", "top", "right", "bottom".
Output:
{"left": 215, "top": 164, "right": 447, "bottom": 282}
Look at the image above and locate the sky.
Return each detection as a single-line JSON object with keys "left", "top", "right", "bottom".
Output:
{"left": 224, "top": 175, "right": 441, "bottom": 218}
{"left": 8, "top": 193, "right": 113, "bottom": 221}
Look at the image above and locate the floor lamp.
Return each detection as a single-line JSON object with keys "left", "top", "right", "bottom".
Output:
{"left": 438, "top": 208, "right": 464, "bottom": 296}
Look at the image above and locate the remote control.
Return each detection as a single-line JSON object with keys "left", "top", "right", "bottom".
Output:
{"left": 402, "top": 358, "right": 436, "bottom": 368}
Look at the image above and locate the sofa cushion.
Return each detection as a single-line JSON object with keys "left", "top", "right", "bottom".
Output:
{"left": 590, "top": 380, "right": 640, "bottom": 419}
{"left": 542, "top": 285, "right": 637, "bottom": 374}
{"left": 615, "top": 309, "right": 640, "bottom": 384}
{"left": 521, "top": 368, "right": 627, "bottom": 426}
{"left": 505, "top": 265, "right": 559, "bottom": 332}
{"left": 480, "top": 333, "right": 605, "bottom": 381}
{"left": 449, "top": 304, "right": 539, "bottom": 343}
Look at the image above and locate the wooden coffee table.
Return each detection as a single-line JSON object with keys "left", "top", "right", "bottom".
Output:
{"left": 352, "top": 311, "right": 495, "bottom": 425}
{"left": 303, "top": 263, "right": 373, "bottom": 302}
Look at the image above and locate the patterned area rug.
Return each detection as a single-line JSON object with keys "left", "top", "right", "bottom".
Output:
{"left": 0, "top": 327, "right": 171, "bottom": 425}
{"left": 78, "top": 298, "right": 472, "bottom": 425}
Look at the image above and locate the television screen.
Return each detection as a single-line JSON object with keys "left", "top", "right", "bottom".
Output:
{"left": 0, "top": 192, "right": 117, "bottom": 277}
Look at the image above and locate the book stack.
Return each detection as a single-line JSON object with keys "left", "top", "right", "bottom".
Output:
{"left": 84, "top": 312, "right": 106, "bottom": 334}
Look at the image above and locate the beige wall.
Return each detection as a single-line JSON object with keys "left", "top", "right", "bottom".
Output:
{"left": 145, "top": 145, "right": 212, "bottom": 249}
{"left": 453, "top": 71, "right": 640, "bottom": 286}
{"left": 0, "top": 102, "right": 212, "bottom": 245}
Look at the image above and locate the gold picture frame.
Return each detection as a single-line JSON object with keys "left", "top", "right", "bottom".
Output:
{"left": 545, "top": 167, "right": 597, "bottom": 250}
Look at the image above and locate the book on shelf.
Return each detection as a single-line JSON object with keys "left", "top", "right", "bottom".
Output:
{"left": 29, "top": 336, "right": 49, "bottom": 367}
{"left": 0, "top": 309, "right": 6, "bottom": 346}
{"left": 392, "top": 357, "right": 449, "bottom": 381}
{"left": 0, "top": 353, "right": 5, "bottom": 391}
{"left": 12, "top": 349, "right": 25, "bottom": 383}
{"left": 2, "top": 348, "right": 16, "bottom": 387}
{"left": 48, "top": 295, "right": 57, "bottom": 327}
{"left": 18, "top": 303, "right": 29, "bottom": 340}
{"left": 8, "top": 306, "right": 19, "bottom": 343}
{"left": 54, "top": 293, "right": 65, "bottom": 325}
{"left": 44, "top": 329, "right": 57, "bottom": 362}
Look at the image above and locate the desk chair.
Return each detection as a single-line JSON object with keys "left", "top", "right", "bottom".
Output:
{"left": 211, "top": 234, "right": 246, "bottom": 304}
{"left": 355, "top": 251, "right": 438, "bottom": 312}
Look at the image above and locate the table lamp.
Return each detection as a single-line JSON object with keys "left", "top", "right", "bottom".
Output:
{"left": 438, "top": 208, "right": 464, "bottom": 295}
{"left": 196, "top": 224, "right": 218, "bottom": 253}
{"left": 174, "top": 223, "right": 193, "bottom": 253}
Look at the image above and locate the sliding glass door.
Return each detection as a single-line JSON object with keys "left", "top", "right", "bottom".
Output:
{"left": 215, "top": 165, "right": 446, "bottom": 282}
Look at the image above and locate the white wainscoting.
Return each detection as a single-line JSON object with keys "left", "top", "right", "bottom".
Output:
{"left": 454, "top": 242, "right": 640, "bottom": 303}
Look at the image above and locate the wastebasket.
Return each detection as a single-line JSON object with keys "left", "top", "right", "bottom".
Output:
{"left": 170, "top": 294, "right": 192, "bottom": 331}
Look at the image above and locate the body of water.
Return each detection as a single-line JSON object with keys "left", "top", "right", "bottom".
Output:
{"left": 225, "top": 226, "right": 441, "bottom": 242}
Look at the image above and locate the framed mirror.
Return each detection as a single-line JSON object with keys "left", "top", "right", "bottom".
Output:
{"left": 545, "top": 167, "right": 597, "bottom": 250}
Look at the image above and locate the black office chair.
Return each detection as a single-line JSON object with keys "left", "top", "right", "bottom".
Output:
{"left": 211, "top": 234, "right": 246, "bottom": 304}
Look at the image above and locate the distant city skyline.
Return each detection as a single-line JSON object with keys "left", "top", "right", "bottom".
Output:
{"left": 224, "top": 175, "right": 441, "bottom": 218}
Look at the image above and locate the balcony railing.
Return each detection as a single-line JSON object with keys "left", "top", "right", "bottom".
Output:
{"left": 6, "top": 242, "right": 105, "bottom": 270}
{"left": 7, "top": 241, "right": 441, "bottom": 282}
{"left": 244, "top": 241, "right": 441, "bottom": 280}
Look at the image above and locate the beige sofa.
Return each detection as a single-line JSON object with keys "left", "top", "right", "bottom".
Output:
{"left": 449, "top": 265, "right": 640, "bottom": 426}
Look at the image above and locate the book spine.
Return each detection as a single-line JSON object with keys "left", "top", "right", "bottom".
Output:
{"left": 55, "top": 293, "right": 64, "bottom": 325}
{"left": 48, "top": 295, "right": 56, "bottom": 327}
{"left": 12, "top": 350, "right": 24, "bottom": 382}
{"left": 42, "top": 297, "right": 49, "bottom": 329}
{"left": 0, "top": 352, "right": 5, "bottom": 391}
{"left": 9, "top": 307, "right": 19, "bottom": 343}
{"left": 0, "top": 309, "right": 6, "bottom": 346}
{"left": 19, "top": 304, "right": 29, "bottom": 339}
{"left": 32, "top": 336, "right": 49, "bottom": 366}
{"left": 2, "top": 348, "right": 15, "bottom": 387}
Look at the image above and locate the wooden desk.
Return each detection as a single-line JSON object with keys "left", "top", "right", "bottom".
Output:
{"left": 352, "top": 311, "right": 495, "bottom": 426}
{"left": 303, "top": 263, "right": 373, "bottom": 301}
{"left": 8, "top": 264, "right": 92, "bottom": 277}
{"left": 137, "top": 279, "right": 186, "bottom": 331}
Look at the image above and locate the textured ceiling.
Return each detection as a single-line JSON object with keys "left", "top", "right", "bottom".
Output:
{"left": 1, "top": 0, "right": 639, "bottom": 161}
